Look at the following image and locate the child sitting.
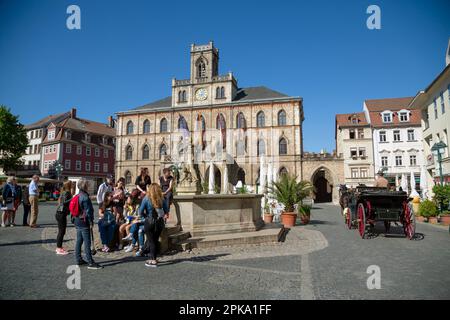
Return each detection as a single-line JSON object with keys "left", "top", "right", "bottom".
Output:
{"left": 119, "top": 195, "right": 139, "bottom": 249}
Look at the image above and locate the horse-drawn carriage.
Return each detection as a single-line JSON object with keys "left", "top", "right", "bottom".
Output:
{"left": 339, "top": 185, "right": 415, "bottom": 240}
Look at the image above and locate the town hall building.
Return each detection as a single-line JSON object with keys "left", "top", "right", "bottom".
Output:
{"left": 115, "top": 42, "right": 311, "bottom": 193}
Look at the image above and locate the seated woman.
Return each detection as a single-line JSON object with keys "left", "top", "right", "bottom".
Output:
{"left": 123, "top": 198, "right": 146, "bottom": 256}
{"left": 119, "top": 194, "right": 139, "bottom": 248}
{"left": 112, "top": 180, "right": 126, "bottom": 223}
{"left": 98, "top": 192, "right": 116, "bottom": 253}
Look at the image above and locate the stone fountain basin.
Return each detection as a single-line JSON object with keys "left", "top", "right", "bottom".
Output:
{"left": 172, "top": 194, "right": 265, "bottom": 237}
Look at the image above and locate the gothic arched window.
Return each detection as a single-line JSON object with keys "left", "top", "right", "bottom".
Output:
{"left": 125, "top": 145, "right": 133, "bottom": 160}
{"left": 257, "top": 139, "right": 266, "bottom": 156}
{"left": 256, "top": 111, "right": 265, "bottom": 128}
{"left": 278, "top": 110, "right": 287, "bottom": 126}
{"left": 236, "top": 112, "right": 246, "bottom": 129}
{"left": 143, "top": 120, "right": 150, "bottom": 134}
{"left": 178, "top": 115, "right": 189, "bottom": 132}
{"left": 125, "top": 171, "right": 132, "bottom": 185}
{"left": 160, "top": 118, "right": 168, "bottom": 133}
{"left": 159, "top": 144, "right": 167, "bottom": 158}
{"left": 216, "top": 87, "right": 220, "bottom": 99}
{"left": 216, "top": 113, "right": 227, "bottom": 149}
{"left": 279, "top": 167, "right": 288, "bottom": 176}
{"left": 279, "top": 138, "right": 288, "bottom": 155}
{"left": 197, "top": 59, "right": 206, "bottom": 78}
{"left": 220, "top": 87, "right": 225, "bottom": 98}
{"left": 196, "top": 114, "right": 207, "bottom": 150}
{"left": 182, "top": 90, "right": 187, "bottom": 102}
{"left": 142, "top": 144, "right": 150, "bottom": 160}
{"left": 126, "top": 121, "right": 134, "bottom": 135}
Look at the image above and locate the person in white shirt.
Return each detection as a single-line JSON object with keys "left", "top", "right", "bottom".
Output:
{"left": 96, "top": 175, "right": 114, "bottom": 208}
{"left": 28, "top": 175, "right": 40, "bottom": 228}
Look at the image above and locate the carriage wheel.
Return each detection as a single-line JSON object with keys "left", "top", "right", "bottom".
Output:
{"left": 357, "top": 203, "right": 367, "bottom": 239}
{"left": 403, "top": 202, "right": 416, "bottom": 240}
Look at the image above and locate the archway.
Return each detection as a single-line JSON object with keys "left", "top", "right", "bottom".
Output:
{"left": 204, "top": 165, "right": 222, "bottom": 192}
{"left": 312, "top": 167, "right": 333, "bottom": 203}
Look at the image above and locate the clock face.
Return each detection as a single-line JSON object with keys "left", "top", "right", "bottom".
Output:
{"left": 195, "top": 88, "right": 208, "bottom": 101}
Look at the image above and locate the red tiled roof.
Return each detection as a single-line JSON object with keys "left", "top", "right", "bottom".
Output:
{"left": 24, "top": 112, "right": 70, "bottom": 130}
{"left": 364, "top": 97, "right": 414, "bottom": 112}
{"left": 335, "top": 112, "right": 368, "bottom": 127}
{"left": 369, "top": 109, "right": 422, "bottom": 127}
{"left": 41, "top": 117, "right": 115, "bottom": 145}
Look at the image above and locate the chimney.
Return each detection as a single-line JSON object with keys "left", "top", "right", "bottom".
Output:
{"left": 108, "top": 116, "right": 115, "bottom": 128}
{"left": 70, "top": 108, "right": 77, "bottom": 119}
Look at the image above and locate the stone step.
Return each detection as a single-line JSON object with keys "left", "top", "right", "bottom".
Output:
{"left": 176, "top": 227, "right": 281, "bottom": 250}
{"left": 169, "top": 231, "right": 192, "bottom": 245}
{"left": 165, "top": 225, "right": 182, "bottom": 235}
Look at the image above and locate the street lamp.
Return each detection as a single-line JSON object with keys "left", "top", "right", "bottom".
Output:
{"left": 54, "top": 161, "right": 63, "bottom": 182}
{"left": 431, "top": 141, "right": 447, "bottom": 212}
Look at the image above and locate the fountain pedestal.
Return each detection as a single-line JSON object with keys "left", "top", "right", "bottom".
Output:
{"left": 173, "top": 194, "right": 265, "bottom": 237}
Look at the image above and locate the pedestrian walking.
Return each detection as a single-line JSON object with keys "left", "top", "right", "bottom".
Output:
{"left": 140, "top": 184, "right": 168, "bottom": 268}
{"left": 55, "top": 180, "right": 73, "bottom": 255}
{"left": 10, "top": 178, "right": 22, "bottom": 226}
{"left": 28, "top": 175, "right": 40, "bottom": 228}
{"left": 72, "top": 178, "right": 102, "bottom": 269}
{"left": 22, "top": 185, "right": 31, "bottom": 226}
{"left": 1, "top": 177, "right": 17, "bottom": 227}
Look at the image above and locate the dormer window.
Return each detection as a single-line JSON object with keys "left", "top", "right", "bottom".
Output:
{"left": 103, "top": 136, "right": 108, "bottom": 145}
{"left": 382, "top": 112, "right": 392, "bottom": 123}
{"left": 398, "top": 110, "right": 410, "bottom": 122}
{"left": 65, "top": 130, "right": 72, "bottom": 140}
{"left": 48, "top": 130, "right": 56, "bottom": 141}
{"left": 85, "top": 133, "right": 91, "bottom": 142}
{"left": 350, "top": 115, "right": 358, "bottom": 124}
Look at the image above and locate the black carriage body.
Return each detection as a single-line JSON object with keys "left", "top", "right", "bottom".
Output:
{"left": 355, "top": 187, "right": 408, "bottom": 222}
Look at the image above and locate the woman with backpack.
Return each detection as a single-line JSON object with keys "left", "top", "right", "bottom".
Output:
{"left": 55, "top": 180, "right": 73, "bottom": 255}
{"left": 98, "top": 192, "right": 116, "bottom": 253}
{"left": 139, "top": 183, "right": 169, "bottom": 268}
{"left": 72, "top": 178, "right": 102, "bottom": 269}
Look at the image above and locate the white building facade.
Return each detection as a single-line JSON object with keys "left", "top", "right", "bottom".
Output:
{"left": 409, "top": 41, "right": 450, "bottom": 192}
{"left": 335, "top": 112, "right": 375, "bottom": 187}
{"left": 364, "top": 97, "right": 424, "bottom": 191}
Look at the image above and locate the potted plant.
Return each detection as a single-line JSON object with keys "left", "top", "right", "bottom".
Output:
{"left": 263, "top": 200, "right": 274, "bottom": 224}
{"left": 269, "top": 174, "right": 313, "bottom": 228}
{"left": 299, "top": 205, "right": 311, "bottom": 225}
{"left": 439, "top": 211, "right": 450, "bottom": 226}
{"left": 419, "top": 199, "right": 437, "bottom": 223}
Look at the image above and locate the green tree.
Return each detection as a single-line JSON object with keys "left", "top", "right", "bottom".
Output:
{"left": 0, "top": 106, "right": 29, "bottom": 171}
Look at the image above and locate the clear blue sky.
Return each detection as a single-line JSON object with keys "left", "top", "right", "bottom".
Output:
{"left": 1, "top": 0, "right": 449, "bottom": 152}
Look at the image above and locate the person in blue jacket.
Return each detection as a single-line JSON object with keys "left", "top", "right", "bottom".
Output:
{"left": 139, "top": 183, "right": 169, "bottom": 268}
{"left": 73, "top": 178, "right": 102, "bottom": 270}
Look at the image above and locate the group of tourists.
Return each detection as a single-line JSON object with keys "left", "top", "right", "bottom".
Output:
{"left": 53, "top": 167, "right": 174, "bottom": 270}
{"left": 1, "top": 175, "right": 40, "bottom": 228}
{"left": 1, "top": 168, "right": 174, "bottom": 269}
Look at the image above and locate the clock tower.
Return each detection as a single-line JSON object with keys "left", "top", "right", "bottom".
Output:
{"left": 172, "top": 41, "right": 238, "bottom": 107}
